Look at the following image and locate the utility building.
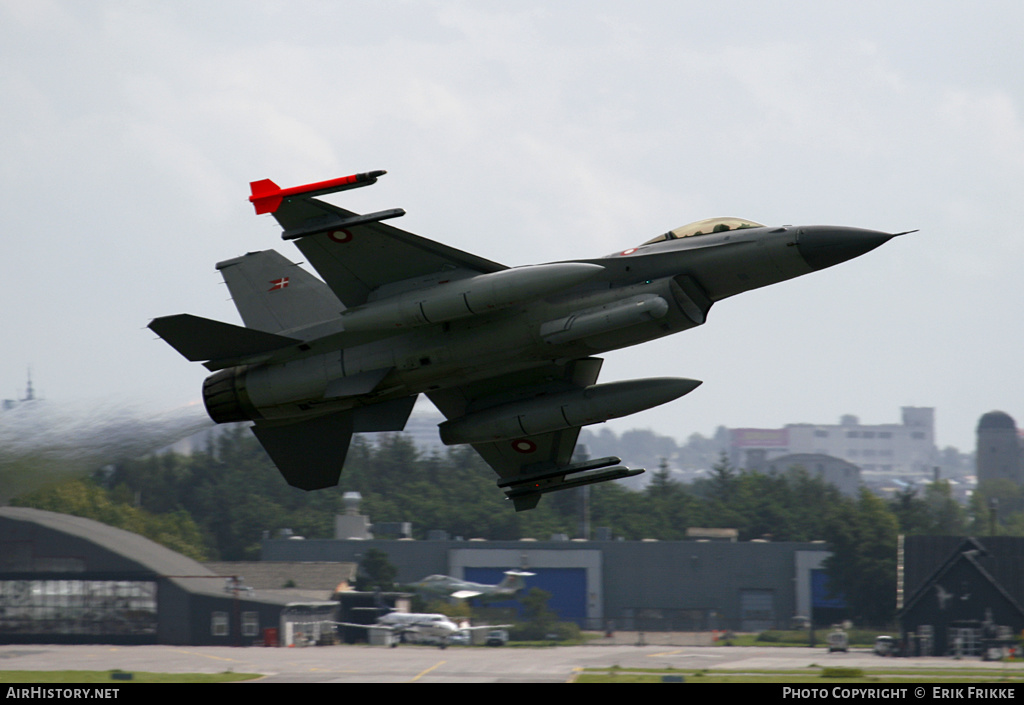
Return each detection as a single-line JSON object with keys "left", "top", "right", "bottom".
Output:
{"left": 261, "top": 534, "right": 833, "bottom": 632}
{"left": 1, "top": 506, "right": 840, "bottom": 641}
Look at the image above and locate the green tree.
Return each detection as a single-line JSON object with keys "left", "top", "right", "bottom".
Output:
{"left": 514, "top": 587, "right": 559, "bottom": 640}
{"left": 921, "top": 480, "right": 967, "bottom": 535}
{"left": 354, "top": 548, "right": 397, "bottom": 592}
{"left": 890, "top": 481, "right": 968, "bottom": 536}
{"left": 12, "top": 477, "right": 210, "bottom": 561}
{"left": 970, "top": 480, "right": 1024, "bottom": 535}
{"left": 690, "top": 454, "right": 749, "bottom": 533}
{"left": 642, "top": 458, "right": 701, "bottom": 539}
{"left": 822, "top": 487, "right": 898, "bottom": 626}
{"left": 590, "top": 480, "right": 662, "bottom": 539}
{"left": 889, "top": 486, "right": 932, "bottom": 535}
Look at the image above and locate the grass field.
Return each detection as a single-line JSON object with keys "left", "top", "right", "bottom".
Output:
{"left": 3, "top": 664, "right": 1022, "bottom": 685}
{"left": 573, "top": 665, "right": 1024, "bottom": 684}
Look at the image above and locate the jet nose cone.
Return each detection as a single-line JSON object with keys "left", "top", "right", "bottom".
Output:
{"left": 796, "top": 226, "right": 896, "bottom": 271}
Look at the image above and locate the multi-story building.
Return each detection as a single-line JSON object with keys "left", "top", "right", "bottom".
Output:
{"left": 730, "top": 407, "right": 940, "bottom": 485}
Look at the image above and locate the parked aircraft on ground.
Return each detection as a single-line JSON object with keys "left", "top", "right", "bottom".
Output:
{"left": 338, "top": 611, "right": 504, "bottom": 649}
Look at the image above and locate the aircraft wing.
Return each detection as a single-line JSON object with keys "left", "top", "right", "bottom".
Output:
{"left": 335, "top": 621, "right": 399, "bottom": 632}
{"left": 427, "top": 359, "right": 643, "bottom": 511}
{"left": 266, "top": 192, "right": 509, "bottom": 308}
{"left": 450, "top": 590, "right": 484, "bottom": 600}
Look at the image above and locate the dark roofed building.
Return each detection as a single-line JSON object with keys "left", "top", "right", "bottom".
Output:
{"left": 203, "top": 561, "right": 357, "bottom": 602}
{"left": 899, "top": 535, "right": 1024, "bottom": 656}
{"left": 0, "top": 507, "right": 300, "bottom": 645}
{"left": 745, "top": 451, "right": 861, "bottom": 497}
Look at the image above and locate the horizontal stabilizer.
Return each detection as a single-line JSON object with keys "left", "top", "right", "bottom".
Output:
{"left": 252, "top": 411, "right": 354, "bottom": 490}
{"left": 148, "top": 314, "right": 300, "bottom": 362}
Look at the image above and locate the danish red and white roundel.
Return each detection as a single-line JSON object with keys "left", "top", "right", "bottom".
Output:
{"left": 511, "top": 439, "right": 537, "bottom": 454}
{"left": 328, "top": 229, "right": 354, "bottom": 243}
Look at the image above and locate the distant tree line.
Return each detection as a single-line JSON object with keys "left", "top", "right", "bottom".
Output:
{"left": 8, "top": 426, "right": 1018, "bottom": 626}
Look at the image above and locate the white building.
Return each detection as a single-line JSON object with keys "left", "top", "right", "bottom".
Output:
{"left": 730, "top": 407, "right": 940, "bottom": 484}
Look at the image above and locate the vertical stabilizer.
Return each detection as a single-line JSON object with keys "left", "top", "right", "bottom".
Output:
{"left": 216, "top": 250, "right": 343, "bottom": 333}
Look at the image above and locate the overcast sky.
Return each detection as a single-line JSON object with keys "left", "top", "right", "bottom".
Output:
{"left": 2, "top": 1, "right": 1022, "bottom": 454}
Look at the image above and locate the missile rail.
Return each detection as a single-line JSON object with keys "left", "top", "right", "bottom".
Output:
{"left": 500, "top": 455, "right": 645, "bottom": 510}
{"left": 281, "top": 208, "right": 406, "bottom": 241}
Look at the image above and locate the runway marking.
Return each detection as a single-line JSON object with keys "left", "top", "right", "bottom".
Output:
{"left": 409, "top": 660, "right": 446, "bottom": 682}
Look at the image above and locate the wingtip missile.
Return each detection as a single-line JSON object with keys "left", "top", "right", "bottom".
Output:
{"left": 248, "top": 170, "right": 386, "bottom": 215}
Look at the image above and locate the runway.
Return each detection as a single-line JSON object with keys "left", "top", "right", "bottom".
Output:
{"left": 2, "top": 643, "right": 1021, "bottom": 684}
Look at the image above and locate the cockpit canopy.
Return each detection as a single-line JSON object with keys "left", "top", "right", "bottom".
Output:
{"left": 641, "top": 217, "right": 765, "bottom": 246}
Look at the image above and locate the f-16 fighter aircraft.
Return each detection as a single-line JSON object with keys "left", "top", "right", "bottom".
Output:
{"left": 149, "top": 170, "right": 904, "bottom": 510}
{"left": 409, "top": 570, "right": 535, "bottom": 601}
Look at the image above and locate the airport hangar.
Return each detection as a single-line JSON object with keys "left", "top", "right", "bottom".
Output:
{"left": 0, "top": 506, "right": 837, "bottom": 642}
{"left": 0, "top": 507, "right": 346, "bottom": 646}
{"left": 261, "top": 531, "right": 836, "bottom": 632}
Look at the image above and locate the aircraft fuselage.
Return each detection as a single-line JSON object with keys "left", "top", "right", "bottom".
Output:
{"left": 209, "top": 223, "right": 865, "bottom": 425}
{"left": 153, "top": 171, "right": 900, "bottom": 505}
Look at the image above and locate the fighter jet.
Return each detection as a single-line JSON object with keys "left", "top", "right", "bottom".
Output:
{"left": 149, "top": 170, "right": 904, "bottom": 510}
{"left": 409, "top": 570, "right": 535, "bottom": 601}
